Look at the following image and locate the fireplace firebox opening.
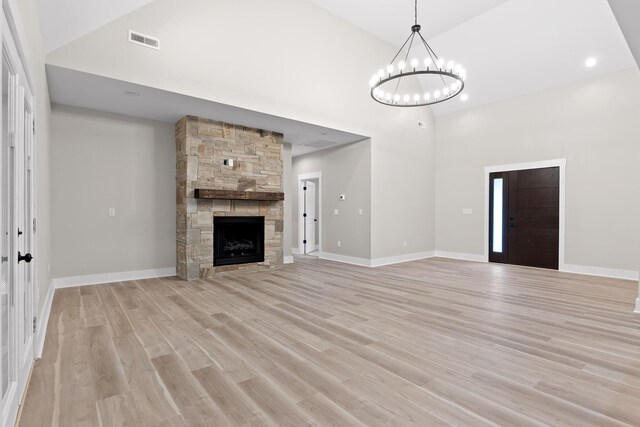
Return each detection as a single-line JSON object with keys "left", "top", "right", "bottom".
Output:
{"left": 214, "top": 216, "right": 265, "bottom": 266}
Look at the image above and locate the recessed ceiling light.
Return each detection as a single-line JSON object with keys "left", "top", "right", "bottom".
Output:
{"left": 124, "top": 91, "right": 141, "bottom": 97}
{"left": 585, "top": 57, "right": 597, "bottom": 68}
{"left": 461, "top": 94, "right": 469, "bottom": 101}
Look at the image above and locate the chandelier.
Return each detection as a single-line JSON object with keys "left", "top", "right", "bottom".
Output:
{"left": 370, "top": 0, "right": 466, "bottom": 107}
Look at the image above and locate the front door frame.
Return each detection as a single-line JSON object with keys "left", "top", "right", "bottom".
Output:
{"left": 484, "top": 159, "right": 566, "bottom": 269}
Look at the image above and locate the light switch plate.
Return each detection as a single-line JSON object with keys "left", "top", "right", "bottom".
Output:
{"left": 334, "top": 209, "right": 339, "bottom": 215}
{"left": 108, "top": 208, "right": 116, "bottom": 217}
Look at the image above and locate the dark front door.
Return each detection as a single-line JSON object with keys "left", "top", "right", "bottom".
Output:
{"left": 489, "top": 167, "right": 559, "bottom": 269}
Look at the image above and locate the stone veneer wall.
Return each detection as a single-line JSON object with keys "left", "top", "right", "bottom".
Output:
{"left": 176, "top": 116, "right": 284, "bottom": 280}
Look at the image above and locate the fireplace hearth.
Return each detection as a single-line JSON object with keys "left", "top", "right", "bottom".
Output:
{"left": 214, "top": 216, "right": 265, "bottom": 266}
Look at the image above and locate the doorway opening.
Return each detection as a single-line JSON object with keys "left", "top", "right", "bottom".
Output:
{"left": 297, "top": 172, "right": 322, "bottom": 256}
{"left": 485, "top": 159, "right": 566, "bottom": 270}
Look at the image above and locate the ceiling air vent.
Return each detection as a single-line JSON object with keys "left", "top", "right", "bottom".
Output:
{"left": 128, "top": 30, "right": 160, "bottom": 50}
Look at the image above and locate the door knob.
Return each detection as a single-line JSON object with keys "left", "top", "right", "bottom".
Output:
{"left": 18, "top": 251, "right": 32, "bottom": 263}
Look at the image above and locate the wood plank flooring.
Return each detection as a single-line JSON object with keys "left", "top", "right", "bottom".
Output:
{"left": 19, "top": 256, "right": 640, "bottom": 426}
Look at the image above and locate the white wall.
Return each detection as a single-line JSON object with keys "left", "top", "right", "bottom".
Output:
{"left": 50, "top": 105, "right": 175, "bottom": 278}
{"left": 17, "top": 0, "right": 52, "bottom": 315}
{"left": 46, "top": 0, "right": 437, "bottom": 263}
{"left": 435, "top": 69, "right": 640, "bottom": 275}
{"left": 292, "top": 140, "right": 372, "bottom": 259}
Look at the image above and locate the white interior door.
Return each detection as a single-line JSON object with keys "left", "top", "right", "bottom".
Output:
{"left": 304, "top": 181, "right": 316, "bottom": 254}
{"left": 17, "top": 77, "right": 34, "bottom": 387}
{"left": 0, "top": 41, "right": 18, "bottom": 426}
{"left": 0, "top": 14, "right": 35, "bottom": 426}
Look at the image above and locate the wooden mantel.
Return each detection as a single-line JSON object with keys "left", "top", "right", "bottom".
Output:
{"left": 194, "top": 189, "right": 284, "bottom": 201}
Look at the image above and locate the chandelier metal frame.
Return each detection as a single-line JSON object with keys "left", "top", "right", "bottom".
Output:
{"left": 370, "top": 0, "right": 466, "bottom": 108}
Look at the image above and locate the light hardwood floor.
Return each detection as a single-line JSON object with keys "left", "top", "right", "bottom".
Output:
{"left": 19, "top": 256, "right": 640, "bottom": 426}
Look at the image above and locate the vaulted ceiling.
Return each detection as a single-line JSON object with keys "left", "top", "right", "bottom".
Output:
{"left": 38, "top": 0, "right": 637, "bottom": 118}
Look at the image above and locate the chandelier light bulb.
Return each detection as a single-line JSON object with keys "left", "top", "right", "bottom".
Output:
{"left": 368, "top": 0, "right": 466, "bottom": 108}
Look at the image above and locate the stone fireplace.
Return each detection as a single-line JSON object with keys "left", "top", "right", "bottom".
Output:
{"left": 176, "top": 116, "right": 284, "bottom": 280}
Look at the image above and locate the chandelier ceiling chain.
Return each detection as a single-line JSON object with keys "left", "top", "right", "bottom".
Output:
{"left": 370, "top": 0, "right": 467, "bottom": 107}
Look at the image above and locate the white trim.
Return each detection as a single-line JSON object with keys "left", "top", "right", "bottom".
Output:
{"left": 34, "top": 281, "right": 54, "bottom": 359}
{"left": 484, "top": 159, "right": 566, "bottom": 269}
{"left": 3, "top": 0, "right": 35, "bottom": 92}
{"left": 319, "top": 251, "right": 436, "bottom": 268}
{"left": 635, "top": 298, "right": 640, "bottom": 314}
{"left": 434, "top": 251, "right": 485, "bottom": 262}
{"left": 319, "top": 252, "right": 371, "bottom": 267}
{"left": 370, "top": 251, "right": 435, "bottom": 267}
{"left": 53, "top": 267, "right": 176, "bottom": 289}
{"left": 297, "top": 172, "right": 322, "bottom": 255}
{"left": 561, "top": 264, "right": 638, "bottom": 281}
{"left": 283, "top": 256, "right": 294, "bottom": 264}
{"left": 291, "top": 247, "right": 300, "bottom": 255}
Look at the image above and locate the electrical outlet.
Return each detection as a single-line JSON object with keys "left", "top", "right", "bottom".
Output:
{"left": 403, "top": 241, "right": 407, "bottom": 247}
{"left": 359, "top": 209, "right": 363, "bottom": 215}
{"left": 108, "top": 208, "right": 116, "bottom": 217}
{"left": 337, "top": 241, "right": 341, "bottom": 247}
{"left": 462, "top": 208, "right": 473, "bottom": 215}
{"left": 334, "top": 209, "right": 339, "bottom": 215}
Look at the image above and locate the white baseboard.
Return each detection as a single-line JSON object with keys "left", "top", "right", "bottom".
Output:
{"left": 35, "top": 280, "right": 54, "bottom": 359}
{"left": 635, "top": 298, "right": 640, "bottom": 314}
{"left": 292, "top": 247, "right": 300, "bottom": 255}
{"left": 434, "top": 251, "right": 486, "bottom": 262}
{"left": 561, "top": 264, "right": 638, "bottom": 281}
{"left": 320, "top": 251, "right": 436, "bottom": 268}
{"left": 319, "top": 252, "right": 372, "bottom": 267}
{"left": 370, "top": 251, "right": 436, "bottom": 267}
{"left": 283, "top": 256, "right": 294, "bottom": 264}
{"left": 53, "top": 267, "right": 177, "bottom": 289}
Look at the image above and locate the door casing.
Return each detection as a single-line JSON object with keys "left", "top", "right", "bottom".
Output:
{"left": 297, "top": 172, "right": 322, "bottom": 256}
{"left": 484, "top": 159, "right": 566, "bottom": 269}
